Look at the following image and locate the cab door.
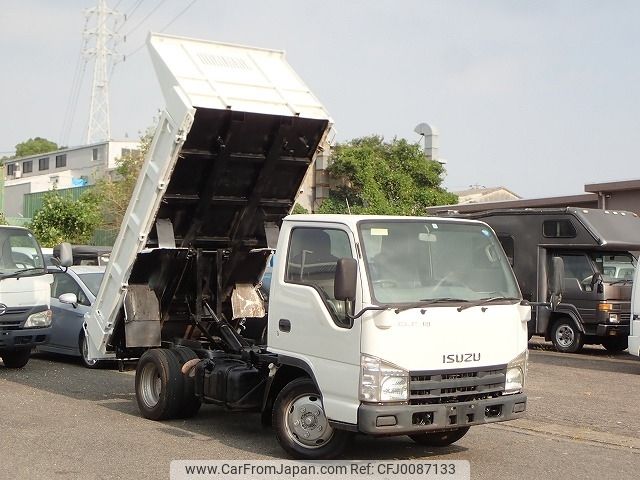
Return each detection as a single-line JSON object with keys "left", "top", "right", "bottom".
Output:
{"left": 268, "top": 223, "right": 362, "bottom": 424}
{"left": 49, "top": 272, "right": 91, "bottom": 353}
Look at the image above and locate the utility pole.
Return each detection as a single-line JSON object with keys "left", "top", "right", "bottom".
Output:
{"left": 84, "top": 0, "right": 124, "bottom": 144}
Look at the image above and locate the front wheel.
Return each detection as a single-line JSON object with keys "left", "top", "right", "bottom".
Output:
{"left": 551, "top": 318, "right": 584, "bottom": 353}
{"left": 80, "top": 333, "right": 100, "bottom": 369}
{"left": 0, "top": 348, "right": 31, "bottom": 368}
{"left": 273, "top": 378, "right": 352, "bottom": 459}
{"left": 602, "top": 336, "right": 628, "bottom": 353}
{"left": 409, "top": 427, "right": 470, "bottom": 447}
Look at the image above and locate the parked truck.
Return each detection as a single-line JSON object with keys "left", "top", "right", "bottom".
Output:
{"left": 85, "top": 33, "right": 531, "bottom": 459}
{"left": 630, "top": 266, "right": 640, "bottom": 358}
{"left": 0, "top": 226, "right": 71, "bottom": 367}
{"left": 460, "top": 208, "right": 639, "bottom": 353}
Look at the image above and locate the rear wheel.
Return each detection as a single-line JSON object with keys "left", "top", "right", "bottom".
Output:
{"left": 551, "top": 317, "right": 584, "bottom": 353}
{"left": 273, "top": 378, "right": 352, "bottom": 459}
{"left": 171, "top": 347, "right": 202, "bottom": 418}
{"left": 409, "top": 427, "right": 470, "bottom": 447}
{"left": 602, "top": 336, "right": 628, "bottom": 353}
{"left": 0, "top": 348, "right": 31, "bottom": 368}
{"left": 135, "top": 348, "right": 184, "bottom": 420}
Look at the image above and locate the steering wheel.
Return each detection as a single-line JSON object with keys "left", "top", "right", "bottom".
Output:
{"left": 433, "top": 272, "right": 468, "bottom": 290}
{"left": 372, "top": 279, "right": 399, "bottom": 288}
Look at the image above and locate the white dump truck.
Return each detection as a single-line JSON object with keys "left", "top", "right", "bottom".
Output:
{"left": 85, "top": 33, "right": 531, "bottom": 459}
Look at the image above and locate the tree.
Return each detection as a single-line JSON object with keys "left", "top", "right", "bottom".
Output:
{"left": 91, "top": 128, "right": 154, "bottom": 234}
{"left": 317, "top": 135, "right": 457, "bottom": 215}
{"left": 30, "top": 191, "right": 101, "bottom": 247}
{"left": 14, "top": 137, "right": 58, "bottom": 158}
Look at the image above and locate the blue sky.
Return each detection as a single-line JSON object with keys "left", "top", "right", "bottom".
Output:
{"left": 1, "top": 0, "right": 639, "bottom": 198}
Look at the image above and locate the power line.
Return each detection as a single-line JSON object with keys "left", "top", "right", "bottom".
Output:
{"left": 123, "top": 0, "right": 199, "bottom": 60}
{"left": 124, "top": 0, "right": 168, "bottom": 37}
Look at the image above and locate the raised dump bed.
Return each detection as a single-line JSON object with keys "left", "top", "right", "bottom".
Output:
{"left": 86, "top": 33, "right": 332, "bottom": 358}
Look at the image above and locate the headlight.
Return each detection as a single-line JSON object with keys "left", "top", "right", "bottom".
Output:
{"left": 24, "top": 309, "right": 52, "bottom": 328}
{"left": 608, "top": 313, "right": 620, "bottom": 324}
{"left": 360, "top": 354, "right": 408, "bottom": 403}
{"left": 504, "top": 350, "right": 527, "bottom": 395}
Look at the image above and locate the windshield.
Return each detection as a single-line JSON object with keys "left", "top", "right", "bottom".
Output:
{"left": 359, "top": 220, "right": 521, "bottom": 304}
{"left": 78, "top": 272, "right": 105, "bottom": 296}
{"left": 0, "top": 228, "right": 45, "bottom": 274}
{"left": 591, "top": 252, "right": 636, "bottom": 282}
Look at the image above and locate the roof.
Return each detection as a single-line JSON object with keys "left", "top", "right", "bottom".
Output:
{"left": 427, "top": 193, "right": 598, "bottom": 214}
{"left": 584, "top": 179, "right": 640, "bottom": 193}
{"left": 452, "top": 186, "right": 520, "bottom": 198}
{"left": 285, "top": 214, "right": 489, "bottom": 229}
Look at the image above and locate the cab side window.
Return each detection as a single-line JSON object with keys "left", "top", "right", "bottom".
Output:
{"left": 558, "top": 254, "right": 594, "bottom": 290}
{"left": 285, "top": 227, "right": 353, "bottom": 309}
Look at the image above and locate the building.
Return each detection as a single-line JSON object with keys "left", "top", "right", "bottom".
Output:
{"left": 2, "top": 140, "right": 140, "bottom": 218}
{"left": 452, "top": 186, "right": 521, "bottom": 205}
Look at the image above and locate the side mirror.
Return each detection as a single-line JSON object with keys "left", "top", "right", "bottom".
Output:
{"left": 591, "top": 271, "right": 602, "bottom": 287}
{"left": 550, "top": 256, "right": 564, "bottom": 310}
{"left": 58, "top": 243, "right": 73, "bottom": 268}
{"left": 334, "top": 258, "right": 357, "bottom": 301}
{"left": 59, "top": 292, "right": 78, "bottom": 308}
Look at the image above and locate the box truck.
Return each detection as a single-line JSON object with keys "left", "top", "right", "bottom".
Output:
{"left": 85, "top": 33, "right": 530, "bottom": 458}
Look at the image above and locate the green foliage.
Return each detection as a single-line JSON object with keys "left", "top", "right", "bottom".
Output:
{"left": 30, "top": 191, "right": 101, "bottom": 247}
{"left": 14, "top": 137, "right": 58, "bottom": 158}
{"left": 291, "top": 203, "right": 309, "bottom": 214}
{"left": 0, "top": 212, "right": 7, "bottom": 225}
{"left": 317, "top": 135, "right": 457, "bottom": 215}
{"left": 92, "top": 127, "right": 154, "bottom": 234}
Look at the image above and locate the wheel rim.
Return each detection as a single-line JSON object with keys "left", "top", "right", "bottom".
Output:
{"left": 139, "top": 362, "right": 162, "bottom": 408}
{"left": 82, "top": 336, "right": 97, "bottom": 366}
{"left": 284, "top": 393, "right": 334, "bottom": 448}
{"left": 556, "top": 324, "right": 575, "bottom": 348}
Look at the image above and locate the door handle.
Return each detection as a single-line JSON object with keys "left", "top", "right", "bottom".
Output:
{"left": 279, "top": 319, "right": 291, "bottom": 332}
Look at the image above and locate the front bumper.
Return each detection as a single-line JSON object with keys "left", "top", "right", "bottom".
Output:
{"left": 595, "top": 324, "right": 629, "bottom": 337}
{"left": 358, "top": 393, "right": 527, "bottom": 436}
{"left": 0, "top": 327, "right": 51, "bottom": 351}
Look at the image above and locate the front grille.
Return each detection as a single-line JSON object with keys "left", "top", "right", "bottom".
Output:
{"left": 409, "top": 365, "right": 506, "bottom": 405}
{"left": 619, "top": 313, "right": 631, "bottom": 323}
{"left": 0, "top": 307, "right": 31, "bottom": 331}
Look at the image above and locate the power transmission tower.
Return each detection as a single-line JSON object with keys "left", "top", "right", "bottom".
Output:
{"left": 84, "top": 0, "right": 124, "bottom": 144}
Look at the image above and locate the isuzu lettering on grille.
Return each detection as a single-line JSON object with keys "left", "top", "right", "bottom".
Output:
{"left": 442, "top": 353, "right": 481, "bottom": 363}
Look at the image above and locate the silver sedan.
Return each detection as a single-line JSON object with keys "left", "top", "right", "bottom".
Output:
{"left": 38, "top": 266, "right": 105, "bottom": 367}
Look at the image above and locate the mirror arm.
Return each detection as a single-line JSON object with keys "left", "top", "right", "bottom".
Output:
{"left": 348, "top": 305, "right": 389, "bottom": 320}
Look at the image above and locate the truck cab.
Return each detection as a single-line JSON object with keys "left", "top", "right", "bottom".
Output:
{"left": 462, "top": 208, "right": 640, "bottom": 353}
{"left": 0, "top": 226, "right": 55, "bottom": 367}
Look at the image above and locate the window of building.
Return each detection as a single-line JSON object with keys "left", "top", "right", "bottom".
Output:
{"left": 543, "top": 219, "right": 576, "bottom": 238}
{"left": 92, "top": 148, "right": 99, "bottom": 161}
{"left": 55, "top": 154, "right": 67, "bottom": 168}
{"left": 39, "top": 157, "right": 49, "bottom": 171}
{"left": 22, "top": 160, "right": 33, "bottom": 173}
{"left": 6, "top": 163, "right": 16, "bottom": 176}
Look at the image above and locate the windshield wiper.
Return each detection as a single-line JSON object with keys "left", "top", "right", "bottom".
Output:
{"left": 457, "top": 296, "right": 521, "bottom": 312}
{"left": 607, "top": 279, "right": 632, "bottom": 285}
{"left": 394, "top": 298, "right": 469, "bottom": 313}
{"left": 0, "top": 268, "right": 46, "bottom": 280}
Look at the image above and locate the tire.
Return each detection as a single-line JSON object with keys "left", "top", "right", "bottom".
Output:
{"left": 80, "top": 333, "right": 100, "bottom": 369}
{"left": 273, "top": 378, "right": 352, "bottom": 459}
{"left": 171, "top": 347, "right": 202, "bottom": 418}
{"left": 409, "top": 427, "right": 470, "bottom": 447}
{"left": 135, "top": 348, "right": 184, "bottom": 420}
{"left": 551, "top": 317, "right": 584, "bottom": 353}
{"left": 602, "top": 336, "right": 628, "bottom": 353}
{"left": 0, "top": 348, "right": 31, "bottom": 368}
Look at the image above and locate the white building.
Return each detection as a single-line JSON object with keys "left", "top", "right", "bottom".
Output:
{"left": 2, "top": 140, "right": 140, "bottom": 217}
